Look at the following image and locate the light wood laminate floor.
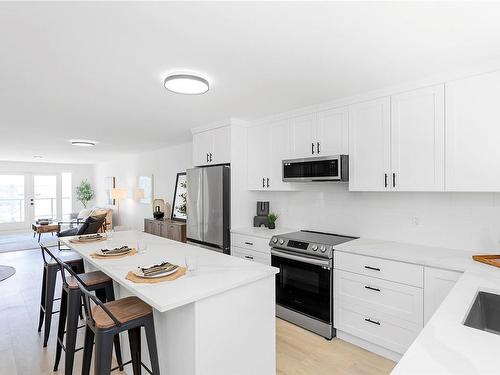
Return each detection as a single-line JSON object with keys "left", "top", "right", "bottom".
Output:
{"left": 0, "top": 249, "right": 395, "bottom": 375}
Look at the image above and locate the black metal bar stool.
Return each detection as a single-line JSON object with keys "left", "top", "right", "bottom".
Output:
{"left": 38, "top": 244, "right": 85, "bottom": 347}
{"left": 77, "top": 275, "right": 161, "bottom": 375}
{"left": 42, "top": 246, "right": 123, "bottom": 375}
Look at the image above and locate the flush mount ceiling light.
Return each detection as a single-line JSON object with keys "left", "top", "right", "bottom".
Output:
{"left": 164, "top": 73, "right": 209, "bottom": 95}
{"left": 70, "top": 139, "right": 97, "bottom": 147}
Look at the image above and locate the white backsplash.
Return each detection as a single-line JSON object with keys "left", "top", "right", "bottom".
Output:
{"left": 241, "top": 183, "right": 500, "bottom": 252}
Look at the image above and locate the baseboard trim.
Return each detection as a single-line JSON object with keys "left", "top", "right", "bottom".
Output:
{"left": 336, "top": 330, "right": 402, "bottom": 362}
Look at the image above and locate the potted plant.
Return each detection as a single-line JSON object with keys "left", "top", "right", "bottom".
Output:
{"left": 268, "top": 212, "right": 279, "bottom": 229}
{"left": 76, "top": 179, "right": 95, "bottom": 208}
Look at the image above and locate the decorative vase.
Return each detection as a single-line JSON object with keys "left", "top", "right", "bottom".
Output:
{"left": 268, "top": 222, "right": 276, "bottom": 229}
{"left": 153, "top": 205, "right": 164, "bottom": 220}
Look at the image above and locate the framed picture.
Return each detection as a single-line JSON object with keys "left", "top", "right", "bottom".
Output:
{"left": 171, "top": 172, "right": 187, "bottom": 221}
{"left": 138, "top": 175, "right": 153, "bottom": 204}
{"left": 104, "top": 176, "right": 116, "bottom": 205}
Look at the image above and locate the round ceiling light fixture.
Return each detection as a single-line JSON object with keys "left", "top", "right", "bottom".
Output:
{"left": 70, "top": 139, "right": 97, "bottom": 147}
{"left": 164, "top": 73, "right": 209, "bottom": 95}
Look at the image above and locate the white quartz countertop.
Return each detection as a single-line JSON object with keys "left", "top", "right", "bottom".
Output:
{"left": 231, "top": 226, "right": 297, "bottom": 240}
{"left": 61, "top": 230, "right": 278, "bottom": 312}
{"left": 392, "top": 260, "right": 500, "bottom": 374}
{"left": 335, "top": 237, "right": 476, "bottom": 272}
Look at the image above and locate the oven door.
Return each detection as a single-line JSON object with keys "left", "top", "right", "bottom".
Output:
{"left": 271, "top": 248, "right": 332, "bottom": 324}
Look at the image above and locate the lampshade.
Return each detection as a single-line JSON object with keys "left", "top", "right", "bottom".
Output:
{"left": 133, "top": 188, "right": 145, "bottom": 200}
{"left": 111, "top": 188, "right": 128, "bottom": 200}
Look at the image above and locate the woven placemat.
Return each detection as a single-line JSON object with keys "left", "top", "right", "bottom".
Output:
{"left": 126, "top": 267, "right": 186, "bottom": 284}
{"left": 90, "top": 248, "right": 138, "bottom": 259}
{"left": 69, "top": 237, "right": 107, "bottom": 244}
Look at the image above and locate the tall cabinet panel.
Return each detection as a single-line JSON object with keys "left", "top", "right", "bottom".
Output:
{"left": 348, "top": 97, "right": 391, "bottom": 191}
{"left": 391, "top": 85, "right": 445, "bottom": 191}
{"left": 446, "top": 71, "right": 500, "bottom": 191}
{"left": 317, "top": 107, "right": 349, "bottom": 156}
{"left": 291, "top": 113, "right": 317, "bottom": 157}
{"left": 247, "top": 124, "right": 270, "bottom": 191}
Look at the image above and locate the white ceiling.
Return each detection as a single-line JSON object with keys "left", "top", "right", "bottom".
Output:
{"left": 1, "top": 1, "right": 500, "bottom": 164}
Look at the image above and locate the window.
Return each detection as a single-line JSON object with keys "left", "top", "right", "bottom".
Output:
{"left": 34, "top": 175, "right": 57, "bottom": 219}
{"left": 0, "top": 175, "right": 25, "bottom": 223}
{"left": 62, "top": 172, "right": 72, "bottom": 220}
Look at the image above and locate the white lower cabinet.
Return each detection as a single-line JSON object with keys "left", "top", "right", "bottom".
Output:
{"left": 334, "top": 252, "right": 423, "bottom": 355}
{"left": 230, "top": 233, "right": 271, "bottom": 265}
{"left": 423, "top": 267, "right": 462, "bottom": 324}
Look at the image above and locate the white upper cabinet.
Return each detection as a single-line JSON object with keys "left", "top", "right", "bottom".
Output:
{"left": 317, "top": 107, "right": 349, "bottom": 156}
{"left": 391, "top": 85, "right": 445, "bottom": 191}
{"left": 291, "top": 113, "right": 317, "bottom": 157}
{"left": 192, "top": 126, "right": 231, "bottom": 166}
{"left": 291, "top": 108, "right": 349, "bottom": 158}
{"left": 247, "top": 123, "right": 270, "bottom": 190}
{"left": 247, "top": 120, "right": 294, "bottom": 191}
{"left": 446, "top": 71, "right": 500, "bottom": 191}
{"left": 348, "top": 97, "right": 391, "bottom": 191}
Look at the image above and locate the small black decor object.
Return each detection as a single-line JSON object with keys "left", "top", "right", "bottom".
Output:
{"left": 153, "top": 205, "right": 164, "bottom": 220}
{"left": 253, "top": 201, "right": 270, "bottom": 228}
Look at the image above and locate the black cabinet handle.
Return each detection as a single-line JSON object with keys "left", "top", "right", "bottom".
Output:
{"left": 244, "top": 255, "right": 254, "bottom": 260}
{"left": 206, "top": 153, "right": 209, "bottom": 163}
{"left": 317, "top": 142, "right": 320, "bottom": 154}
{"left": 364, "top": 265, "right": 381, "bottom": 271}
{"left": 311, "top": 142, "right": 315, "bottom": 154}
{"left": 392, "top": 173, "right": 396, "bottom": 188}
{"left": 384, "top": 173, "right": 388, "bottom": 188}
{"left": 210, "top": 153, "right": 213, "bottom": 162}
{"left": 365, "top": 285, "right": 381, "bottom": 292}
{"left": 266, "top": 178, "right": 270, "bottom": 188}
{"left": 262, "top": 178, "right": 265, "bottom": 188}
{"left": 244, "top": 242, "right": 254, "bottom": 246}
{"left": 365, "top": 318, "right": 381, "bottom": 326}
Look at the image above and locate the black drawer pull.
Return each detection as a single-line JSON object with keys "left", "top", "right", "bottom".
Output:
{"left": 244, "top": 255, "right": 254, "bottom": 260}
{"left": 364, "top": 286, "right": 381, "bottom": 292}
{"left": 364, "top": 266, "right": 381, "bottom": 271}
{"left": 365, "top": 318, "right": 380, "bottom": 325}
{"left": 244, "top": 242, "right": 254, "bottom": 246}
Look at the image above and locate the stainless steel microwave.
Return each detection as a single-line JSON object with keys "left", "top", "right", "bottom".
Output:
{"left": 282, "top": 155, "right": 349, "bottom": 182}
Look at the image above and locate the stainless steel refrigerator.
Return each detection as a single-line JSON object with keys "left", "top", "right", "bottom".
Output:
{"left": 186, "top": 165, "right": 230, "bottom": 253}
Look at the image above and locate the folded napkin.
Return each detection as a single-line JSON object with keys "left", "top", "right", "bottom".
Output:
{"left": 79, "top": 234, "right": 102, "bottom": 240}
{"left": 100, "top": 245, "right": 131, "bottom": 255}
{"left": 140, "top": 261, "right": 178, "bottom": 276}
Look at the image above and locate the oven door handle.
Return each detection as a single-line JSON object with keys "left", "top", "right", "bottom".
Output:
{"left": 271, "top": 249, "right": 332, "bottom": 268}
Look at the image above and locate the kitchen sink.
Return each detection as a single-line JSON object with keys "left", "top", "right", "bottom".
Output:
{"left": 463, "top": 291, "right": 500, "bottom": 335}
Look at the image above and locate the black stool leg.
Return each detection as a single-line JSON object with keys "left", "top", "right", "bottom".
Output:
{"left": 64, "top": 288, "right": 81, "bottom": 375}
{"left": 71, "top": 261, "right": 85, "bottom": 320}
{"left": 43, "top": 265, "right": 58, "bottom": 347}
{"left": 144, "top": 316, "right": 160, "bottom": 375}
{"left": 81, "top": 326, "right": 94, "bottom": 375}
{"left": 94, "top": 331, "right": 114, "bottom": 375}
{"left": 103, "top": 284, "right": 124, "bottom": 371}
{"left": 54, "top": 289, "right": 68, "bottom": 371}
{"left": 128, "top": 327, "right": 142, "bottom": 375}
{"left": 37, "top": 266, "right": 47, "bottom": 332}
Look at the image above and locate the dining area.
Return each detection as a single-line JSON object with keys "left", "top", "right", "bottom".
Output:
{"left": 35, "top": 230, "right": 278, "bottom": 375}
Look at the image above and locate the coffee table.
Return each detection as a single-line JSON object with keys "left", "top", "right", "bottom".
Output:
{"left": 32, "top": 222, "right": 59, "bottom": 242}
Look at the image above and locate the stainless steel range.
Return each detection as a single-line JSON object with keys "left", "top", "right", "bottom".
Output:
{"left": 269, "top": 230, "right": 357, "bottom": 339}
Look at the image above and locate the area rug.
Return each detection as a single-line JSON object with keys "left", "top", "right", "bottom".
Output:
{"left": 0, "top": 265, "right": 16, "bottom": 281}
{"left": 0, "top": 232, "right": 58, "bottom": 253}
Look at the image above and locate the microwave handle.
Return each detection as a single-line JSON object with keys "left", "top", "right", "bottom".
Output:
{"left": 271, "top": 248, "right": 331, "bottom": 269}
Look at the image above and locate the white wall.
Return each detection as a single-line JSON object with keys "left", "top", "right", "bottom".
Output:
{"left": 0, "top": 160, "right": 95, "bottom": 213}
{"left": 237, "top": 185, "right": 500, "bottom": 253}
{"left": 93, "top": 142, "right": 192, "bottom": 231}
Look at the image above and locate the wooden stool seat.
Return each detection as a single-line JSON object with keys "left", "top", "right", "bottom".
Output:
{"left": 47, "top": 250, "right": 82, "bottom": 265}
{"left": 92, "top": 296, "right": 152, "bottom": 329}
{"left": 67, "top": 271, "right": 111, "bottom": 289}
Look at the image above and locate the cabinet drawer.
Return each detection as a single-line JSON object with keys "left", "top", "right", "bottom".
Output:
{"left": 231, "top": 246, "right": 271, "bottom": 265}
{"left": 335, "top": 252, "right": 423, "bottom": 287}
{"left": 335, "top": 270, "right": 423, "bottom": 326}
{"left": 165, "top": 223, "right": 181, "bottom": 241}
{"left": 231, "top": 233, "right": 271, "bottom": 254}
{"left": 335, "top": 304, "right": 420, "bottom": 354}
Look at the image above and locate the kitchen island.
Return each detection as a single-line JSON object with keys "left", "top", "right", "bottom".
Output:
{"left": 61, "top": 230, "right": 278, "bottom": 375}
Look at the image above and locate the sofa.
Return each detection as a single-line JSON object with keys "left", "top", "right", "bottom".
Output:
{"left": 69, "top": 207, "right": 113, "bottom": 230}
